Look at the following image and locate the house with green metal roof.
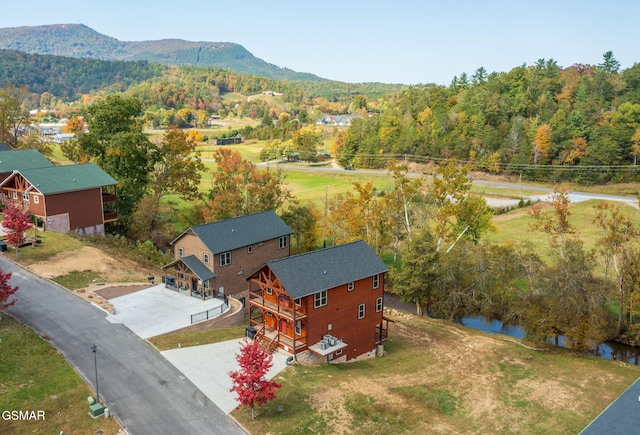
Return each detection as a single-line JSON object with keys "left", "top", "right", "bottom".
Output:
{"left": 0, "top": 149, "right": 54, "bottom": 182}
{"left": 0, "top": 163, "right": 118, "bottom": 235}
{"left": 162, "top": 210, "right": 292, "bottom": 304}
{"left": 246, "top": 240, "right": 391, "bottom": 363}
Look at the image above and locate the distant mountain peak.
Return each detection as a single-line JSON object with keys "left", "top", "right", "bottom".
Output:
{"left": 0, "top": 23, "right": 325, "bottom": 81}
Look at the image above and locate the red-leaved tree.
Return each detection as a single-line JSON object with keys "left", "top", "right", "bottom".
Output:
{"left": 2, "top": 203, "right": 33, "bottom": 258}
{"left": 229, "top": 339, "right": 282, "bottom": 418}
{"left": 0, "top": 269, "right": 18, "bottom": 320}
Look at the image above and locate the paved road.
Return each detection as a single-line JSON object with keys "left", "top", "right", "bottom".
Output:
{"left": 256, "top": 162, "right": 639, "bottom": 206}
{"left": 3, "top": 257, "right": 246, "bottom": 435}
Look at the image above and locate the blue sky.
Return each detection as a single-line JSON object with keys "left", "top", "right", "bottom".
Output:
{"left": 1, "top": 0, "right": 637, "bottom": 85}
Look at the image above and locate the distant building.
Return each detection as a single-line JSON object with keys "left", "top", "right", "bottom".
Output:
{"left": 315, "top": 115, "right": 358, "bottom": 127}
{"left": 213, "top": 137, "right": 242, "bottom": 145}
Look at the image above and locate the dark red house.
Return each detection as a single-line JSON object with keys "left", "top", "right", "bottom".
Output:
{"left": 247, "top": 240, "right": 391, "bottom": 363}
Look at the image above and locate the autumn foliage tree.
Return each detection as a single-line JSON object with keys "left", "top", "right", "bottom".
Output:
{"left": 0, "top": 269, "right": 18, "bottom": 320}
{"left": 203, "top": 148, "right": 291, "bottom": 222}
{"left": 229, "top": 339, "right": 281, "bottom": 418}
{"left": 2, "top": 203, "right": 33, "bottom": 258}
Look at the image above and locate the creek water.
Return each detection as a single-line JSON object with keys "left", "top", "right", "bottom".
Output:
{"left": 460, "top": 316, "right": 640, "bottom": 365}
{"left": 383, "top": 293, "right": 640, "bottom": 364}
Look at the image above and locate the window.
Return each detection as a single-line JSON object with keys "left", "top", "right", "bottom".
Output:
{"left": 314, "top": 290, "right": 327, "bottom": 308}
{"left": 22, "top": 192, "right": 28, "bottom": 201}
{"left": 266, "top": 287, "right": 272, "bottom": 295}
{"left": 178, "top": 247, "right": 184, "bottom": 257}
{"left": 203, "top": 253, "right": 209, "bottom": 264}
{"left": 373, "top": 274, "right": 380, "bottom": 289}
{"left": 12, "top": 191, "right": 17, "bottom": 199}
{"left": 294, "top": 298, "right": 301, "bottom": 306}
{"left": 376, "top": 296, "right": 383, "bottom": 312}
{"left": 347, "top": 282, "right": 354, "bottom": 291}
{"left": 33, "top": 195, "right": 39, "bottom": 204}
{"left": 247, "top": 245, "right": 253, "bottom": 254}
{"left": 358, "top": 303, "right": 365, "bottom": 319}
{"left": 279, "top": 235, "right": 288, "bottom": 249}
{"left": 179, "top": 273, "right": 185, "bottom": 279}
{"left": 220, "top": 251, "right": 231, "bottom": 266}
{"left": 295, "top": 320, "right": 302, "bottom": 336}
{"left": 336, "top": 349, "right": 343, "bottom": 356}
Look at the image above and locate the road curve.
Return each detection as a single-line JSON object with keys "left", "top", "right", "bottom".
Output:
{"left": 4, "top": 256, "right": 246, "bottom": 435}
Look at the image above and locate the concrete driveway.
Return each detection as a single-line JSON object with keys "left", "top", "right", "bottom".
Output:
{"left": 162, "top": 339, "right": 289, "bottom": 414}
{"left": 107, "top": 284, "right": 228, "bottom": 338}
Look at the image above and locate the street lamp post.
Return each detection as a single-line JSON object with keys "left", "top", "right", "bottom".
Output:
{"left": 91, "top": 343, "right": 99, "bottom": 403}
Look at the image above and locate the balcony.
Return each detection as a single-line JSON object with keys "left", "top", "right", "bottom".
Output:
{"left": 102, "top": 193, "right": 117, "bottom": 203}
{"left": 103, "top": 211, "right": 118, "bottom": 222}
{"left": 249, "top": 292, "right": 306, "bottom": 321}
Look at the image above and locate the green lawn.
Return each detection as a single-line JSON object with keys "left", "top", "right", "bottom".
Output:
{"left": 0, "top": 316, "right": 121, "bottom": 435}
{"left": 487, "top": 199, "right": 640, "bottom": 258}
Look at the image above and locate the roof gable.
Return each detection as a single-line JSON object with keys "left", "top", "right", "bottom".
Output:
{"left": 178, "top": 210, "right": 292, "bottom": 254}
{"left": 16, "top": 163, "right": 117, "bottom": 195}
{"left": 265, "top": 240, "right": 389, "bottom": 299}
{"left": 0, "top": 149, "right": 54, "bottom": 172}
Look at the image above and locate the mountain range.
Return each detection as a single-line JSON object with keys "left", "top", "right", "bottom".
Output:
{"left": 0, "top": 24, "right": 325, "bottom": 82}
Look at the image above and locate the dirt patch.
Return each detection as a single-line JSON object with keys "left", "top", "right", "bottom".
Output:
{"left": 27, "top": 246, "right": 158, "bottom": 314}
{"left": 28, "top": 246, "right": 153, "bottom": 282}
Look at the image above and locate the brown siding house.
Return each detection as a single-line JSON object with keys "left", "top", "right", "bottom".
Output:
{"left": 162, "top": 210, "right": 292, "bottom": 306}
{"left": 247, "top": 240, "right": 391, "bottom": 363}
{"left": 0, "top": 163, "right": 118, "bottom": 235}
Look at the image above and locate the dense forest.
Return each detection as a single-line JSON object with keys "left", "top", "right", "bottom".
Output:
{"left": 336, "top": 53, "right": 640, "bottom": 183}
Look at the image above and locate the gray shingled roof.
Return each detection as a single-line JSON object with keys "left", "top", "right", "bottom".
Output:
{"left": 163, "top": 255, "right": 216, "bottom": 281}
{"left": 265, "top": 240, "right": 389, "bottom": 299}
{"left": 18, "top": 163, "right": 117, "bottom": 195}
{"left": 181, "top": 255, "right": 217, "bottom": 281}
{"left": 0, "top": 149, "right": 53, "bottom": 172}
{"left": 179, "top": 210, "right": 292, "bottom": 255}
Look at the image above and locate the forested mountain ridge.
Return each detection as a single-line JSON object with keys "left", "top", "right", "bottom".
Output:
{"left": 0, "top": 24, "right": 324, "bottom": 82}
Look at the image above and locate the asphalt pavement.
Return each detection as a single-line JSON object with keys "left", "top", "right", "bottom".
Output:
{"left": 3, "top": 256, "right": 246, "bottom": 435}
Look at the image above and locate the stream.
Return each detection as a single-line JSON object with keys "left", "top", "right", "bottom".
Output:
{"left": 383, "top": 292, "right": 640, "bottom": 365}
{"left": 460, "top": 316, "right": 640, "bottom": 365}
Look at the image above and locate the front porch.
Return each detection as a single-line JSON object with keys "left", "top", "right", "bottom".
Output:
{"left": 161, "top": 255, "right": 217, "bottom": 301}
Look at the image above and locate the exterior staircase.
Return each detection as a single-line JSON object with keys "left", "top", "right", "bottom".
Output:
{"left": 256, "top": 333, "right": 278, "bottom": 354}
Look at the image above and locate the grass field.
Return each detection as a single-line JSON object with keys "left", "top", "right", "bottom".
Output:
{"left": 0, "top": 316, "right": 121, "bottom": 435}
{"left": 488, "top": 199, "right": 640, "bottom": 258}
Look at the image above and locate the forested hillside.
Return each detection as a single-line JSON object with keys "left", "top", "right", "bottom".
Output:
{"left": 0, "top": 49, "right": 164, "bottom": 98}
{"left": 336, "top": 54, "right": 640, "bottom": 183}
{"left": 0, "top": 24, "right": 324, "bottom": 81}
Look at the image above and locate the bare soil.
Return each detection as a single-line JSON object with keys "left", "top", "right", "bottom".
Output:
{"left": 27, "top": 246, "right": 155, "bottom": 313}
